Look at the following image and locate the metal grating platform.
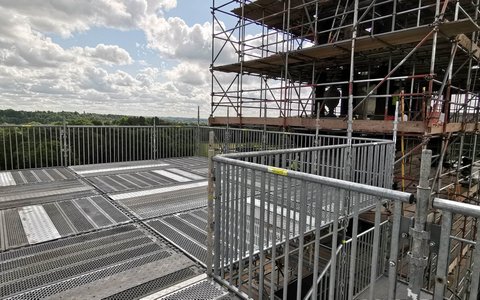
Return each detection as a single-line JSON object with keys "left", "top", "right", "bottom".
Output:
{"left": 0, "top": 157, "right": 214, "bottom": 299}
{"left": 0, "top": 168, "right": 75, "bottom": 186}
{"left": 147, "top": 219, "right": 208, "bottom": 264}
{"left": 102, "top": 266, "right": 200, "bottom": 300}
{"left": 0, "top": 196, "right": 130, "bottom": 251}
{"left": 111, "top": 181, "right": 208, "bottom": 219}
{"left": 77, "top": 158, "right": 206, "bottom": 194}
{"left": 158, "top": 279, "right": 231, "bottom": 300}
{"left": 0, "top": 225, "right": 202, "bottom": 299}
{"left": 0, "top": 179, "right": 97, "bottom": 209}
{"left": 140, "top": 274, "right": 232, "bottom": 300}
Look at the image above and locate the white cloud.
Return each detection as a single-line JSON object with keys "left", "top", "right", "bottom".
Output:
{"left": 143, "top": 16, "right": 211, "bottom": 62}
{"left": 0, "top": 0, "right": 177, "bottom": 37}
{"left": 0, "top": 0, "right": 217, "bottom": 118}
{"left": 84, "top": 44, "right": 133, "bottom": 65}
{"left": 166, "top": 62, "right": 209, "bottom": 86}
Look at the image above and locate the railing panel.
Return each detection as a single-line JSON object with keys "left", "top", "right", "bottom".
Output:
{"left": 0, "top": 125, "right": 64, "bottom": 170}
{"left": 212, "top": 150, "right": 411, "bottom": 300}
{"left": 1, "top": 124, "right": 393, "bottom": 171}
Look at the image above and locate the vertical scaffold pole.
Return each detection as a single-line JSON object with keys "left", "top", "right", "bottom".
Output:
{"left": 408, "top": 149, "right": 432, "bottom": 299}
{"left": 207, "top": 131, "right": 215, "bottom": 275}
{"left": 388, "top": 102, "right": 400, "bottom": 300}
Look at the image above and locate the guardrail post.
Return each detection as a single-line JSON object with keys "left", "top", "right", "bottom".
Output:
{"left": 468, "top": 218, "right": 480, "bottom": 300}
{"left": 433, "top": 210, "right": 452, "bottom": 299}
{"left": 207, "top": 131, "right": 215, "bottom": 275}
{"left": 61, "top": 120, "right": 69, "bottom": 167}
{"left": 152, "top": 118, "right": 157, "bottom": 160}
{"left": 196, "top": 106, "right": 200, "bottom": 156}
{"left": 408, "top": 149, "right": 432, "bottom": 299}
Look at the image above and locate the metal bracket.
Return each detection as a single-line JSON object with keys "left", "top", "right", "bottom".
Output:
{"left": 408, "top": 252, "right": 429, "bottom": 268}
{"left": 409, "top": 227, "right": 430, "bottom": 240}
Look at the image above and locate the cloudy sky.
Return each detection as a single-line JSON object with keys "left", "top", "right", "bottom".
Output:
{"left": 0, "top": 0, "right": 217, "bottom": 118}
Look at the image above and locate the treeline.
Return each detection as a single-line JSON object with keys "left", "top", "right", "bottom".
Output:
{"left": 0, "top": 125, "right": 199, "bottom": 170}
{"left": 0, "top": 109, "right": 202, "bottom": 126}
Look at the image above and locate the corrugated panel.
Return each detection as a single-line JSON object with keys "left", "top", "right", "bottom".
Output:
{"left": 117, "top": 174, "right": 152, "bottom": 188}
{"left": 8, "top": 168, "right": 75, "bottom": 185}
{"left": 110, "top": 181, "right": 207, "bottom": 201}
{"left": 141, "top": 274, "right": 208, "bottom": 300}
{"left": 11, "top": 171, "right": 27, "bottom": 184}
{"left": 167, "top": 168, "right": 204, "bottom": 180}
{"left": 90, "top": 196, "right": 130, "bottom": 223}
{"left": 0, "top": 172, "right": 16, "bottom": 186}
{"left": 178, "top": 212, "right": 207, "bottom": 231}
{"left": 35, "top": 169, "right": 54, "bottom": 182}
{"left": 18, "top": 206, "right": 61, "bottom": 244}
{"left": 109, "top": 175, "right": 139, "bottom": 189}
{"left": 58, "top": 201, "right": 95, "bottom": 232}
{"left": 147, "top": 219, "right": 207, "bottom": 264}
{"left": 135, "top": 172, "right": 169, "bottom": 185}
{"left": 152, "top": 170, "right": 191, "bottom": 182}
{"left": 4, "top": 209, "right": 29, "bottom": 249}
{"left": 53, "top": 168, "right": 75, "bottom": 180}
{"left": 74, "top": 163, "right": 170, "bottom": 175}
{"left": 190, "top": 168, "right": 209, "bottom": 177}
{"left": 43, "top": 203, "right": 75, "bottom": 237}
{"left": 19, "top": 170, "right": 39, "bottom": 184}
{"left": 90, "top": 176, "right": 125, "bottom": 193}
{"left": 118, "top": 185, "right": 207, "bottom": 219}
{"left": 158, "top": 278, "right": 229, "bottom": 300}
{"left": 74, "top": 198, "right": 113, "bottom": 228}
{"left": 163, "top": 216, "right": 206, "bottom": 244}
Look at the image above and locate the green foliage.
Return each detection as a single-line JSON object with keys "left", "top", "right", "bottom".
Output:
{"left": 0, "top": 109, "right": 203, "bottom": 126}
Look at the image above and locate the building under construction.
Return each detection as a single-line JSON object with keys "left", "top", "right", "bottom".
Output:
{"left": 209, "top": 0, "right": 480, "bottom": 299}
{"left": 0, "top": 1, "right": 480, "bottom": 300}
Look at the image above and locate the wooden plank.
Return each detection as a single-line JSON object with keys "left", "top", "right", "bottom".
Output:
{"left": 457, "top": 33, "right": 480, "bottom": 59}
{"left": 209, "top": 117, "right": 426, "bottom": 133}
{"left": 429, "top": 122, "right": 479, "bottom": 134}
{"left": 214, "top": 19, "right": 478, "bottom": 76}
{"left": 231, "top": 0, "right": 332, "bottom": 30}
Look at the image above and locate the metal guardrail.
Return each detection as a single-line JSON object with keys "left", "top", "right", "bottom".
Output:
{"left": 0, "top": 124, "right": 392, "bottom": 170}
{"left": 0, "top": 125, "right": 198, "bottom": 170}
{"left": 432, "top": 198, "right": 480, "bottom": 300}
{"left": 306, "top": 221, "right": 389, "bottom": 300}
{"left": 210, "top": 142, "right": 413, "bottom": 300}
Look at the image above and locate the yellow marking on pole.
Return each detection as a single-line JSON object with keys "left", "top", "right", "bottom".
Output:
{"left": 268, "top": 167, "right": 288, "bottom": 176}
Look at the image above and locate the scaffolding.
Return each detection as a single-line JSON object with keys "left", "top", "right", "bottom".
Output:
{"left": 210, "top": 0, "right": 480, "bottom": 298}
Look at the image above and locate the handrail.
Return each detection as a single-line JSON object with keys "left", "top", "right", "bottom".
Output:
{"left": 303, "top": 245, "right": 343, "bottom": 299}
{"left": 433, "top": 198, "right": 480, "bottom": 218}
{"left": 303, "top": 220, "right": 389, "bottom": 299}
{"left": 213, "top": 155, "right": 414, "bottom": 203}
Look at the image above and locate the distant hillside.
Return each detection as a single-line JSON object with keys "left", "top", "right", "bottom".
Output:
{"left": 0, "top": 109, "right": 207, "bottom": 126}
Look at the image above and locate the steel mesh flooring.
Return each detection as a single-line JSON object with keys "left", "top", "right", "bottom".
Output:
{"left": 0, "top": 179, "right": 97, "bottom": 209}
{"left": 0, "top": 196, "right": 130, "bottom": 251}
{"left": 116, "top": 184, "right": 208, "bottom": 219}
{"left": 0, "top": 158, "right": 213, "bottom": 299}
{"left": 102, "top": 267, "right": 199, "bottom": 300}
{"left": 158, "top": 279, "right": 230, "bottom": 300}
{"left": 10, "top": 168, "right": 76, "bottom": 185}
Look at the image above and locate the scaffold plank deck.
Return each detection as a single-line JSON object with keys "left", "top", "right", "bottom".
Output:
{"left": 213, "top": 19, "right": 479, "bottom": 76}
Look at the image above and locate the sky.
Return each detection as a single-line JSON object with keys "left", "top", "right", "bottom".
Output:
{"left": 0, "top": 0, "right": 217, "bottom": 118}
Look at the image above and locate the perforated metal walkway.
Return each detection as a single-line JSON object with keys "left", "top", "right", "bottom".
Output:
{"left": 0, "top": 158, "right": 234, "bottom": 299}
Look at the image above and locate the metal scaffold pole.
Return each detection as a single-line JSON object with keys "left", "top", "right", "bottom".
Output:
{"left": 408, "top": 149, "right": 432, "bottom": 299}
{"left": 206, "top": 131, "right": 215, "bottom": 275}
